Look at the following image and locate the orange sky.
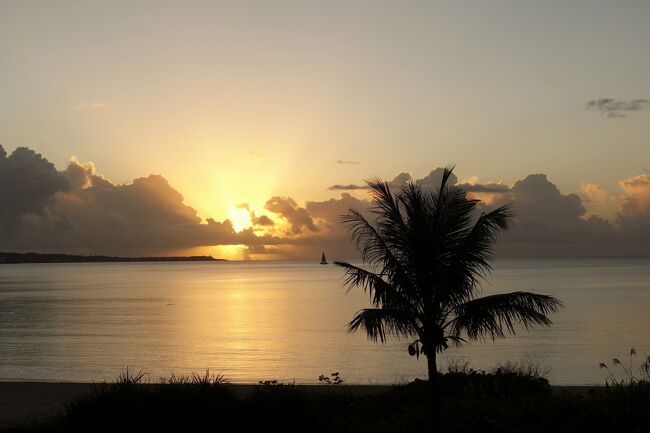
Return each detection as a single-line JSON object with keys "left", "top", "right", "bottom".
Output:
{"left": 2, "top": 2, "right": 650, "bottom": 259}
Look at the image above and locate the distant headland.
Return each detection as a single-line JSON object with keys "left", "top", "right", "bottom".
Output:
{"left": 0, "top": 252, "right": 225, "bottom": 264}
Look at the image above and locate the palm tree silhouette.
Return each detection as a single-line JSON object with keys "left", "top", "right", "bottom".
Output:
{"left": 334, "top": 167, "right": 561, "bottom": 427}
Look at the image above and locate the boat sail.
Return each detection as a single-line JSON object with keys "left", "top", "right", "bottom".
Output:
{"left": 320, "top": 252, "right": 328, "bottom": 265}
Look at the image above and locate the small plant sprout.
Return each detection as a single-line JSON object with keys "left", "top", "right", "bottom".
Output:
{"left": 116, "top": 367, "right": 149, "bottom": 385}
{"left": 599, "top": 348, "right": 650, "bottom": 386}
{"left": 318, "top": 372, "right": 344, "bottom": 385}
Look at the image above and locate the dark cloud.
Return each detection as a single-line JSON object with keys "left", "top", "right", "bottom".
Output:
{"left": 327, "top": 171, "right": 509, "bottom": 195}
{"left": 268, "top": 193, "right": 373, "bottom": 259}
{"left": 416, "top": 168, "right": 457, "bottom": 190}
{"left": 0, "top": 147, "right": 271, "bottom": 256}
{"left": 586, "top": 98, "right": 650, "bottom": 118}
{"left": 6, "top": 145, "right": 650, "bottom": 260}
{"left": 335, "top": 160, "right": 360, "bottom": 165}
{"left": 320, "top": 168, "right": 650, "bottom": 259}
{"left": 495, "top": 174, "right": 618, "bottom": 255}
{"left": 459, "top": 182, "right": 510, "bottom": 193}
{"left": 252, "top": 214, "right": 275, "bottom": 226}
{"left": 614, "top": 175, "right": 650, "bottom": 245}
{"left": 237, "top": 203, "right": 275, "bottom": 227}
{"left": 328, "top": 184, "right": 369, "bottom": 191}
{"left": 264, "top": 196, "right": 320, "bottom": 235}
{"left": 328, "top": 172, "right": 413, "bottom": 191}
{"left": 266, "top": 167, "right": 650, "bottom": 259}
{"left": 63, "top": 158, "right": 112, "bottom": 190}
{"left": 0, "top": 145, "right": 70, "bottom": 226}
{"left": 306, "top": 193, "right": 370, "bottom": 228}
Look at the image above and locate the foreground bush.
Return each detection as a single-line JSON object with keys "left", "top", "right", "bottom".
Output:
{"left": 3, "top": 368, "right": 650, "bottom": 433}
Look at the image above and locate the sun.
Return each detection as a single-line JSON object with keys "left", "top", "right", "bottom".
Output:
{"left": 228, "top": 206, "right": 252, "bottom": 233}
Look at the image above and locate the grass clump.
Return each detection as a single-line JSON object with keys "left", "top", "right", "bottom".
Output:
{"left": 4, "top": 359, "right": 650, "bottom": 433}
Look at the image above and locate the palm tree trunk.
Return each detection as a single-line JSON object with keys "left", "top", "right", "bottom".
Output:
{"left": 426, "top": 350, "right": 441, "bottom": 430}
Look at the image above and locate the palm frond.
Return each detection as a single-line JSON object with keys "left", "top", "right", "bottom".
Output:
{"left": 340, "top": 209, "right": 401, "bottom": 270}
{"left": 449, "top": 292, "right": 562, "bottom": 341}
{"left": 439, "top": 204, "right": 515, "bottom": 308}
{"left": 348, "top": 308, "right": 417, "bottom": 343}
{"left": 337, "top": 167, "right": 561, "bottom": 355}
{"left": 334, "top": 261, "right": 413, "bottom": 309}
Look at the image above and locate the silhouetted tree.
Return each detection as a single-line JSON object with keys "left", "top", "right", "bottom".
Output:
{"left": 335, "top": 167, "right": 561, "bottom": 430}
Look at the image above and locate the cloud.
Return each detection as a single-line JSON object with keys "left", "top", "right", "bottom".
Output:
{"left": 237, "top": 203, "right": 275, "bottom": 228}
{"left": 239, "top": 152, "right": 264, "bottom": 163}
{"left": 580, "top": 182, "right": 616, "bottom": 219}
{"left": 306, "top": 193, "right": 370, "bottom": 228}
{"left": 586, "top": 98, "right": 650, "bottom": 118}
{"left": 252, "top": 214, "right": 275, "bottom": 226}
{"left": 64, "top": 157, "right": 112, "bottom": 190}
{"left": 328, "top": 172, "right": 414, "bottom": 191}
{"left": 335, "top": 160, "right": 360, "bottom": 165}
{"left": 0, "top": 145, "right": 271, "bottom": 256}
{"left": 618, "top": 175, "right": 650, "bottom": 215}
{"left": 327, "top": 171, "right": 509, "bottom": 195}
{"left": 320, "top": 167, "right": 650, "bottom": 258}
{"left": 328, "top": 184, "right": 369, "bottom": 191}
{"left": 460, "top": 182, "right": 510, "bottom": 193}
{"left": 264, "top": 196, "right": 320, "bottom": 235}
{"left": 7, "top": 144, "right": 650, "bottom": 260}
{"left": 71, "top": 101, "right": 105, "bottom": 110}
{"left": 498, "top": 174, "right": 612, "bottom": 247}
{"left": 416, "top": 168, "right": 456, "bottom": 190}
{"left": 614, "top": 175, "right": 650, "bottom": 244}
{"left": 0, "top": 145, "right": 70, "bottom": 226}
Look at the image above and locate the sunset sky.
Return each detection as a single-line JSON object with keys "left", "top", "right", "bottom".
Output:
{"left": 2, "top": 1, "right": 650, "bottom": 259}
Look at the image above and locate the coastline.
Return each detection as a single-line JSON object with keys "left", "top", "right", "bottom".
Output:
{"left": 0, "top": 381, "right": 605, "bottom": 428}
{"left": 0, "top": 252, "right": 224, "bottom": 264}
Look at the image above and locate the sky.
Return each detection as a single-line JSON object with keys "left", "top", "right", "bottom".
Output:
{"left": 1, "top": 1, "right": 650, "bottom": 259}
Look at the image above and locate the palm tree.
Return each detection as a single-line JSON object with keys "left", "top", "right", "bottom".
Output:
{"left": 334, "top": 167, "right": 561, "bottom": 427}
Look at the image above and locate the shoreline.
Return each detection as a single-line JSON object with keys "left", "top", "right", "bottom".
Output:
{"left": 0, "top": 381, "right": 605, "bottom": 428}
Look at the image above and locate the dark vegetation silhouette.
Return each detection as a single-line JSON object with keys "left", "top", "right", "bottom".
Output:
{"left": 6, "top": 365, "right": 650, "bottom": 433}
{"left": 0, "top": 252, "right": 221, "bottom": 264}
{"left": 334, "top": 166, "right": 562, "bottom": 428}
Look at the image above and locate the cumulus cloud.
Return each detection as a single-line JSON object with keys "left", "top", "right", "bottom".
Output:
{"left": 0, "top": 145, "right": 272, "bottom": 256}
{"left": 306, "top": 193, "right": 370, "bottom": 227}
{"left": 586, "top": 98, "right": 650, "bottom": 118}
{"left": 618, "top": 175, "right": 650, "bottom": 215}
{"left": 0, "top": 145, "right": 70, "bottom": 226}
{"left": 237, "top": 203, "right": 276, "bottom": 228}
{"left": 416, "top": 168, "right": 456, "bottom": 190}
{"left": 6, "top": 144, "right": 650, "bottom": 260}
{"left": 495, "top": 174, "right": 617, "bottom": 253}
{"left": 614, "top": 175, "right": 650, "bottom": 245}
{"left": 320, "top": 167, "right": 650, "bottom": 258}
{"left": 64, "top": 157, "right": 112, "bottom": 190}
{"left": 264, "top": 196, "right": 320, "bottom": 235}
{"left": 252, "top": 214, "right": 274, "bottom": 226}
{"left": 580, "top": 183, "right": 616, "bottom": 219}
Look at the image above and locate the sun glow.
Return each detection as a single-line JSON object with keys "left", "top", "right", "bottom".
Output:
{"left": 228, "top": 206, "right": 252, "bottom": 233}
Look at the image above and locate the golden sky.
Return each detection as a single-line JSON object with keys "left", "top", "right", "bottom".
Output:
{"left": 2, "top": 1, "right": 650, "bottom": 259}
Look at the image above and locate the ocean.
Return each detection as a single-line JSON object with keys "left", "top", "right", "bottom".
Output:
{"left": 1, "top": 258, "right": 649, "bottom": 385}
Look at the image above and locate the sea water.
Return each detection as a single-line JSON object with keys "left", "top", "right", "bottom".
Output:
{"left": 1, "top": 258, "right": 649, "bottom": 385}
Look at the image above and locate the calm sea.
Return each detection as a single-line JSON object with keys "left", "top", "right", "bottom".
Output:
{"left": 1, "top": 258, "right": 649, "bottom": 385}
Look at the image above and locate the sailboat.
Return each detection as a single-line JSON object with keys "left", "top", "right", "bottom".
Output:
{"left": 320, "top": 252, "right": 328, "bottom": 265}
